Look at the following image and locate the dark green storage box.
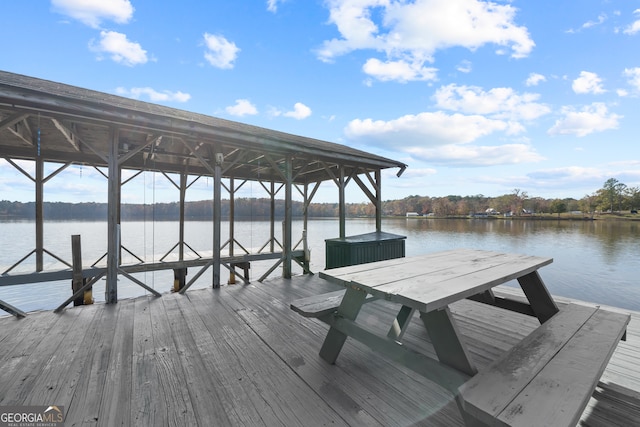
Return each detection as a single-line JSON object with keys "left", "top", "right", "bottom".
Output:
{"left": 325, "top": 231, "right": 406, "bottom": 269}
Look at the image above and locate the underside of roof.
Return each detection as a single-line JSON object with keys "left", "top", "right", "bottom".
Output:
{"left": 0, "top": 71, "right": 407, "bottom": 184}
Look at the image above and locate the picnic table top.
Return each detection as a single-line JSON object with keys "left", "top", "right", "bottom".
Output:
{"left": 318, "top": 248, "right": 553, "bottom": 313}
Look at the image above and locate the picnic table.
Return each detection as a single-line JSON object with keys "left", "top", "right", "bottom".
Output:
{"left": 291, "top": 248, "right": 630, "bottom": 426}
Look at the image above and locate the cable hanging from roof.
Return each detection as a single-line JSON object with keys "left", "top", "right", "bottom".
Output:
{"left": 37, "top": 113, "right": 41, "bottom": 157}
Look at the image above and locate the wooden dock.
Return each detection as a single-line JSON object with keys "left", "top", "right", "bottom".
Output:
{"left": 0, "top": 275, "right": 638, "bottom": 426}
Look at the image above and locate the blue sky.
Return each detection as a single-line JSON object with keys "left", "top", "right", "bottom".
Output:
{"left": 2, "top": 0, "right": 640, "bottom": 204}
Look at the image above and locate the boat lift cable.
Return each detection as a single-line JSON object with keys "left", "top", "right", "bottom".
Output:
{"left": 37, "top": 113, "right": 41, "bottom": 156}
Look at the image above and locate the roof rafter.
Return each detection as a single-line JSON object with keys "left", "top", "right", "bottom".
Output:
{"left": 50, "top": 118, "right": 81, "bottom": 152}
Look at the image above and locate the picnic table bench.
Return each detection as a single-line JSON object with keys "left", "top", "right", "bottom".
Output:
{"left": 290, "top": 249, "right": 630, "bottom": 426}
{"left": 457, "top": 303, "right": 629, "bottom": 426}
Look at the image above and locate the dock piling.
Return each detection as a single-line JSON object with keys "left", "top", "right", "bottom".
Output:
{"left": 72, "top": 234, "right": 93, "bottom": 306}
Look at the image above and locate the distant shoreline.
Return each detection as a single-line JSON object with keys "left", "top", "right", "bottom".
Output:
{"left": 2, "top": 213, "right": 639, "bottom": 222}
{"left": 401, "top": 213, "right": 640, "bottom": 221}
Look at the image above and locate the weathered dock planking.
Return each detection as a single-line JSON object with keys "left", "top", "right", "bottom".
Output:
{"left": 0, "top": 275, "right": 638, "bottom": 426}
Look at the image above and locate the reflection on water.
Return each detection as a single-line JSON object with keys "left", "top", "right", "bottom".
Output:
{"left": 391, "top": 218, "right": 640, "bottom": 311}
{"left": 1, "top": 217, "right": 639, "bottom": 313}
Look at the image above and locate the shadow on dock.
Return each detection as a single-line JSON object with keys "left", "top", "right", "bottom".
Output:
{"left": 0, "top": 275, "right": 638, "bottom": 426}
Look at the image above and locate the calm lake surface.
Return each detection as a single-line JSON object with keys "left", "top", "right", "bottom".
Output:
{"left": 1, "top": 217, "right": 639, "bottom": 313}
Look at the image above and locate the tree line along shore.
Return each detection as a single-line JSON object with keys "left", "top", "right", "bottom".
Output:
{"left": 1, "top": 179, "right": 636, "bottom": 221}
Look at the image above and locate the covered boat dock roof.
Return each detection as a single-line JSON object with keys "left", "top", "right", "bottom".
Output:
{"left": 0, "top": 70, "right": 407, "bottom": 313}
{"left": 0, "top": 70, "right": 406, "bottom": 183}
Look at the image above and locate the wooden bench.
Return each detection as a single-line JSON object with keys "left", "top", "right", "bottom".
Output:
{"left": 456, "top": 303, "right": 630, "bottom": 427}
{"left": 290, "top": 290, "right": 380, "bottom": 318}
{"left": 290, "top": 290, "right": 348, "bottom": 318}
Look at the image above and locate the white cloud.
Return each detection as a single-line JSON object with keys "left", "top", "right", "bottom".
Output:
{"left": 203, "top": 33, "right": 240, "bottom": 69}
{"left": 284, "top": 103, "right": 312, "bottom": 119}
{"left": 566, "top": 13, "right": 607, "bottom": 34}
{"left": 392, "top": 167, "right": 437, "bottom": 180}
{"left": 548, "top": 103, "right": 621, "bottom": 137}
{"left": 267, "top": 106, "right": 282, "bottom": 118}
{"left": 610, "top": 159, "right": 640, "bottom": 167}
{"left": 226, "top": 99, "right": 258, "bottom": 116}
{"left": 625, "top": 21, "right": 640, "bottom": 35}
{"left": 486, "top": 166, "right": 608, "bottom": 196}
{"left": 52, "top": 0, "right": 134, "bottom": 28}
{"left": 267, "top": 0, "right": 286, "bottom": 13}
{"left": 115, "top": 87, "right": 191, "bottom": 103}
{"left": 90, "top": 31, "right": 148, "bottom": 66}
{"left": 582, "top": 13, "right": 607, "bottom": 29}
{"left": 572, "top": 71, "right": 605, "bottom": 94}
{"left": 525, "top": 73, "right": 546, "bottom": 87}
{"left": 624, "top": 9, "right": 640, "bottom": 35}
{"left": 433, "top": 84, "right": 550, "bottom": 121}
{"left": 406, "top": 143, "right": 543, "bottom": 166}
{"left": 362, "top": 58, "right": 438, "bottom": 82}
{"left": 345, "top": 111, "right": 519, "bottom": 148}
{"left": 317, "top": 0, "right": 534, "bottom": 82}
{"left": 456, "top": 60, "right": 472, "bottom": 73}
{"left": 476, "top": 165, "right": 616, "bottom": 196}
{"left": 343, "top": 93, "right": 550, "bottom": 166}
{"left": 624, "top": 67, "right": 640, "bottom": 92}
{"left": 527, "top": 166, "right": 602, "bottom": 182}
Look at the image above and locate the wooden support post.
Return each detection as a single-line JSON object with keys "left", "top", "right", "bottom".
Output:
{"left": 270, "top": 181, "right": 275, "bottom": 252}
{"left": 228, "top": 177, "right": 236, "bottom": 285}
{"left": 213, "top": 152, "right": 222, "bottom": 288}
{"left": 106, "top": 127, "right": 120, "bottom": 303}
{"left": 302, "top": 229, "right": 310, "bottom": 273}
{"left": 173, "top": 268, "right": 187, "bottom": 292}
{"left": 179, "top": 172, "right": 187, "bottom": 261}
{"left": 375, "top": 169, "right": 382, "bottom": 232}
{"left": 302, "top": 183, "right": 311, "bottom": 274}
{"left": 35, "top": 156, "right": 44, "bottom": 271}
{"left": 283, "top": 155, "right": 292, "bottom": 278}
{"left": 71, "top": 234, "right": 91, "bottom": 306}
{"left": 339, "top": 166, "right": 346, "bottom": 239}
{"left": 241, "top": 262, "right": 250, "bottom": 283}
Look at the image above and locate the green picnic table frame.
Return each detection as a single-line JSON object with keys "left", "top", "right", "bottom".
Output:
{"left": 313, "top": 248, "right": 559, "bottom": 393}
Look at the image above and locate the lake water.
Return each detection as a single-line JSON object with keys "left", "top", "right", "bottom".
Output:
{"left": 1, "top": 217, "right": 639, "bottom": 313}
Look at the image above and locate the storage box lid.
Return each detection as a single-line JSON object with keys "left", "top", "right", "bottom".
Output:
{"left": 325, "top": 231, "right": 406, "bottom": 243}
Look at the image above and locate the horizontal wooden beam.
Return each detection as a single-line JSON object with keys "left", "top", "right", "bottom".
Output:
{"left": 467, "top": 293, "right": 536, "bottom": 317}
{"left": 0, "top": 250, "right": 304, "bottom": 286}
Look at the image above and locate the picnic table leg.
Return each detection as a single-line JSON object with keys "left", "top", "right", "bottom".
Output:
{"left": 319, "top": 287, "right": 367, "bottom": 364}
{"left": 420, "top": 307, "right": 477, "bottom": 376}
{"left": 387, "top": 305, "right": 415, "bottom": 341}
{"left": 517, "top": 271, "right": 559, "bottom": 323}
